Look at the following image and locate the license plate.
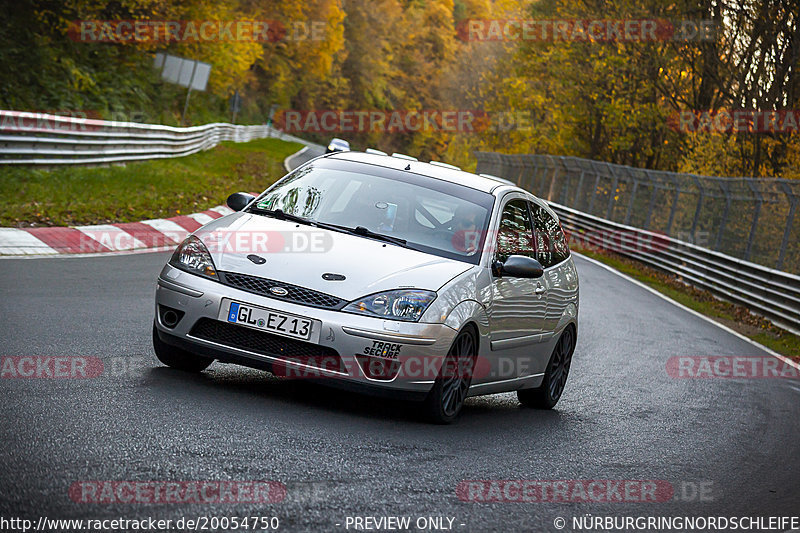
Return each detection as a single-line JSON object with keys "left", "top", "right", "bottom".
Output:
{"left": 223, "top": 301, "right": 313, "bottom": 341}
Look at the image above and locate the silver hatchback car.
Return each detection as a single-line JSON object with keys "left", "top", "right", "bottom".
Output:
{"left": 153, "top": 152, "right": 579, "bottom": 423}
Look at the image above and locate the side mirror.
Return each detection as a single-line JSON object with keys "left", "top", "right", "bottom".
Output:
{"left": 493, "top": 255, "right": 544, "bottom": 278}
{"left": 227, "top": 192, "right": 256, "bottom": 212}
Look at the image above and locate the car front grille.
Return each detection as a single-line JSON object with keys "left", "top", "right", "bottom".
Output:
{"left": 190, "top": 318, "right": 346, "bottom": 374}
{"left": 219, "top": 271, "right": 347, "bottom": 310}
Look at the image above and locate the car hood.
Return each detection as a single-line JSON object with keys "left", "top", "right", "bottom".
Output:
{"left": 194, "top": 213, "right": 473, "bottom": 301}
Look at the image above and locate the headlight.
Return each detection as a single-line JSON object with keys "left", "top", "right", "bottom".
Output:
{"left": 169, "top": 235, "right": 218, "bottom": 280}
{"left": 342, "top": 289, "right": 436, "bottom": 322}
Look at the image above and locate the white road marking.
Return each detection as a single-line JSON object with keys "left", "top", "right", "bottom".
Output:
{"left": 284, "top": 146, "right": 309, "bottom": 172}
{"left": 574, "top": 252, "right": 800, "bottom": 372}
{"left": 0, "top": 245, "right": 175, "bottom": 260}
{"left": 0, "top": 228, "right": 58, "bottom": 255}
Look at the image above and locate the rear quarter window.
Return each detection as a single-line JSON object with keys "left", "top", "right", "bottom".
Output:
{"left": 530, "top": 202, "right": 570, "bottom": 267}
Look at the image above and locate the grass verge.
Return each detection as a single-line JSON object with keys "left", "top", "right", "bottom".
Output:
{"left": 0, "top": 137, "right": 302, "bottom": 227}
{"left": 572, "top": 244, "right": 800, "bottom": 360}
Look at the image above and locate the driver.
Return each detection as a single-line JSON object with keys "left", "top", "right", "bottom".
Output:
{"left": 449, "top": 204, "right": 483, "bottom": 255}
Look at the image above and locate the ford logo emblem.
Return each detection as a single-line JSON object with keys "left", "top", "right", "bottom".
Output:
{"left": 269, "top": 286, "right": 289, "bottom": 296}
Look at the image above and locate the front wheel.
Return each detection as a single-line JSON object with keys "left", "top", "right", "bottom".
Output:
{"left": 518, "top": 326, "right": 575, "bottom": 409}
{"left": 423, "top": 328, "right": 477, "bottom": 424}
{"left": 152, "top": 323, "right": 213, "bottom": 372}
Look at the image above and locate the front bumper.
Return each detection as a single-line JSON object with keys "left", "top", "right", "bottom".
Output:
{"left": 154, "top": 264, "right": 458, "bottom": 399}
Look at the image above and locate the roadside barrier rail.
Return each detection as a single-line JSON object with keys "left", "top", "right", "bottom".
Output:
{"left": 476, "top": 151, "right": 800, "bottom": 334}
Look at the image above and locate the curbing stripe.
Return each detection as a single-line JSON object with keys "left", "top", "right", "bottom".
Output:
{"left": 140, "top": 219, "right": 190, "bottom": 243}
{"left": 0, "top": 203, "right": 235, "bottom": 258}
{"left": 188, "top": 213, "right": 215, "bottom": 225}
{"left": 0, "top": 143, "right": 303, "bottom": 257}
{"left": 112, "top": 221, "right": 178, "bottom": 249}
{"left": 0, "top": 228, "right": 58, "bottom": 255}
{"left": 23, "top": 227, "right": 111, "bottom": 254}
{"left": 209, "top": 205, "right": 234, "bottom": 216}
{"left": 75, "top": 224, "right": 148, "bottom": 251}
{"left": 201, "top": 209, "right": 225, "bottom": 219}
{"left": 169, "top": 215, "right": 204, "bottom": 233}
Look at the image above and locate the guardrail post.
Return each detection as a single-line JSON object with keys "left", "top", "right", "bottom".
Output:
{"left": 474, "top": 152, "right": 486, "bottom": 174}
{"left": 559, "top": 158, "right": 572, "bottom": 205}
{"left": 643, "top": 170, "right": 658, "bottom": 230}
{"left": 544, "top": 156, "right": 558, "bottom": 201}
{"left": 689, "top": 175, "right": 705, "bottom": 241}
{"left": 476, "top": 152, "right": 489, "bottom": 174}
{"left": 573, "top": 170, "right": 585, "bottom": 207}
{"left": 587, "top": 164, "right": 602, "bottom": 215}
{"left": 504, "top": 154, "right": 516, "bottom": 181}
{"left": 665, "top": 174, "right": 681, "bottom": 235}
{"left": 509, "top": 154, "right": 520, "bottom": 185}
{"left": 488, "top": 152, "right": 502, "bottom": 176}
{"left": 520, "top": 156, "right": 535, "bottom": 190}
{"left": 605, "top": 162, "right": 619, "bottom": 221}
{"left": 624, "top": 167, "right": 639, "bottom": 226}
{"left": 777, "top": 182, "right": 798, "bottom": 270}
{"left": 516, "top": 154, "right": 527, "bottom": 186}
{"left": 713, "top": 181, "right": 732, "bottom": 252}
{"left": 744, "top": 178, "right": 763, "bottom": 261}
{"left": 538, "top": 158, "right": 549, "bottom": 194}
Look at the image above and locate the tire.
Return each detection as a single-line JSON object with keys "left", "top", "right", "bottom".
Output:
{"left": 152, "top": 323, "right": 213, "bottom": 372}
{"left": 517, "top": 325, "right": 575, "bottom": 409}
{"left": 423, "top": 328, "right": 477, "bottom": 424}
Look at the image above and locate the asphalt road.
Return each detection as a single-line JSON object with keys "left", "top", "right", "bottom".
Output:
{"left": 1, "top": 248, "right": 798, "bottom": 532}
{"left": 285, "top": 145, "right": 325, "bottom": 170}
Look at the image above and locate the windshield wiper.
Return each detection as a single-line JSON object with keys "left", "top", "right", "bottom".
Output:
{"left": 248, "top": 207, "right": 315, "bottom": 226}
{"left": 323, "top": 224, "right": 408, "bottom": 247}
{"left": 248, "top": 208, "right": 408, "bottom": 248}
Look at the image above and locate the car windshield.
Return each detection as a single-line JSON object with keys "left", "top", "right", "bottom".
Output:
{"left": 252, "top": 159, "right": 494, "bottom": 264}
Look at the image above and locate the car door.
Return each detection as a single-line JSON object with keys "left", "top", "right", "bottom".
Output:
{"left": 486, "top": 197, "right": 548, "bottom": 379}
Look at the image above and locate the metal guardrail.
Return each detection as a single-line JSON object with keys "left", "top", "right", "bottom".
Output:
{"left": 476, "top": 152, "right": 800, "bottom": 274}
{"left": 476, "top": 152, "right": 800, "bottom": 335}
{"left": 267, "top": 129, "right": 324, "bottom": 151}
{"left": 0, "top": 110, "right": 314, "bottom": 166}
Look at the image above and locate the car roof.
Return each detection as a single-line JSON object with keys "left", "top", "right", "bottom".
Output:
{"left": 326, "top": 151, "right": 528, "bottom": 195}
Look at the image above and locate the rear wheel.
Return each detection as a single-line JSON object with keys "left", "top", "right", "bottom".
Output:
{"left": 152, "top": 323, "right": 213, "bottom": 372}
{"left": 423, "top": 328, "right": 477, "bottom": 424}
{"left": 518, "top": 326, "right": 575, "bottom": 409}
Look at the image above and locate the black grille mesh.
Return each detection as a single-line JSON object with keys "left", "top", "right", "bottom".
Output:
{"left": 219, "top": 272, "right": 346, "bottom": 310}
{"left": 190, "top": 318, "right": 345, "bottom": 372}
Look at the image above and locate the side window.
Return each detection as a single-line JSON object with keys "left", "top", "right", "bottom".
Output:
{"left": 495, "top": 199, "right": 535, "bottom": 263}
{"left": 530, "top": 202, "right": 570, "bottom": 268}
